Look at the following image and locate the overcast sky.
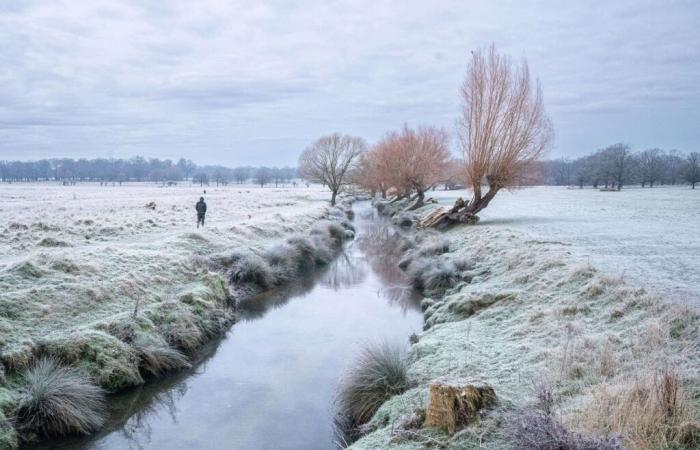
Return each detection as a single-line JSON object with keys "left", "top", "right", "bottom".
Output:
{"left": 1, "top": 0, "right": 699, "bottom": 166}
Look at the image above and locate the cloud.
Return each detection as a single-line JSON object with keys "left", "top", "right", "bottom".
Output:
{"left": 0, "top": 0, "right": 699, "bottom": 164}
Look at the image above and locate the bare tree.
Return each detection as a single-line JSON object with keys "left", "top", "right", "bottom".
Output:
{"left": 639, "top": 148, "right": 665, "bottom": 187}
{"left": 298, "top": 133, "right": 366, "bottom": 205}
{"left": 604, "top": 143, "right": 634, "bottom": 190}
{"left": 445, "top": 45, "right": 552, "bottom": 224}
{"left": 255, "top": 166, "right": 272, "bottom": 187}
{"left": 686, "top": 152, "right": 699, "bottom": 189}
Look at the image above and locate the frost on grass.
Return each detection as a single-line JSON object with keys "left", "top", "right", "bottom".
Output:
{"left": 336, "top": 341, "right": 411, "bottom": 442}
{"left": 0, "top": 183, "right": 335, "bottom": 445}
{"left": 350, "top": 200, "right": 700, "bottom": 450}
{"left": 14, "top": 357, "right": 105, "bottom": 438}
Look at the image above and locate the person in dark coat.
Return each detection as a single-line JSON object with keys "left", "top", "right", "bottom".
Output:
{"left": 195, "top": 197, "right": 207, "bottom": 228}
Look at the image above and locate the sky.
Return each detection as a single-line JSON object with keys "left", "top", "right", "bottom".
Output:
{"left": 1, "top": 0, "right": 699, "bottom": 166}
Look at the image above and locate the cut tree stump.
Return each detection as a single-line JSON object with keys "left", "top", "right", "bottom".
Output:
{"left": 423, "top": 378, "right": 496, "bottom": 434}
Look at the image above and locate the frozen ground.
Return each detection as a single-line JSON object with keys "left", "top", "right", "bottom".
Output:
{"left": 430, "top": 186, "right": 700, "bottom": 305}
{"left": 0, "top": 182, "right": 330, "bottom": 377}
{"left": 350, "top": 192, "right": 700, "bottom": 449}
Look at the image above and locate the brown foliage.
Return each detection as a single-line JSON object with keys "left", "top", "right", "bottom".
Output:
{"left": 358, "top": 125, "right": 450, "bottom": 206}
{"left": 458, "top": 44, "right": 553, "bottom": 215}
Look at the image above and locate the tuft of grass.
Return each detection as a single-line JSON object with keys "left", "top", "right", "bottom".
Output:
{"left": 133, "top": 337, "right": 191, "bottom": 377}
{"left": 408, "top": 259, "right": 459, "bottom": 296}
{"left": 226, "top": 252, "right": 275, "bottom": 290}
{"left": 14, "top": 357, "right": 106, "bottom": 437}
{"left": 286, "top": 235, "right": 319, "bottom": 271}
{"left": 336, "top": 342, "right": 410, "bottom": 432}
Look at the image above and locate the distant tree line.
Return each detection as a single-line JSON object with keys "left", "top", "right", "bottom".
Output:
{"left": 540, "top": 144, "right": 700, "bottom": 190}
{"left": 0, "top": 157, "right": 298, "bottom": 187}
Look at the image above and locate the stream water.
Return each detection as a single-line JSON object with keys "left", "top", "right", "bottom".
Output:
{"left": 34, "top": 202, "right": 423, "bottom": 450}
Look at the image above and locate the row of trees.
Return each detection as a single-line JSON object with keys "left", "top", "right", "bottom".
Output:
{"left": 0, "top": 157, "right": 297, "bottom": 187}
{"left": 299, "top": 45, "right": 554, "bottom": 223}
{"left": 542, "top": 146, "right": 700, "bottom": 189}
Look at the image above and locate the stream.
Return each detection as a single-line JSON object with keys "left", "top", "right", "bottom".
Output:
{"left": 34, "top": 202, "right": 423, "bottom": 450}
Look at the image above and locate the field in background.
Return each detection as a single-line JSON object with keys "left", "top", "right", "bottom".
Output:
{"left": 431, "top": 186, "right": 700, "bottom": 305}
{"left": 0, "top": 182, "right": 329, "bottom": 370}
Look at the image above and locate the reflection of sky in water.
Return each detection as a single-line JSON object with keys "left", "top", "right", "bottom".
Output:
{"left": 32, "top": 202, "right": 423, "bottom": 450}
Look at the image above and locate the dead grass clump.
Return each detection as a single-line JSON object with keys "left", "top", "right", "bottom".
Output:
{"left": 577, "top": 368, "right": 700, "bottom": 450}
{"left": 14, "top": 357, "right": 105, "bottom": 437}
{"left": 336, "top": 342, "right": 410, "bottom": 431}
{"left": 505, "top": 386, "right": 623, "bottom": 450}
{"left": 226, "top": 252, "right": 275, "bottom": 290}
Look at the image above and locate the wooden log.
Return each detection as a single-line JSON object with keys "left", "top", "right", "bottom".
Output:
{"left": 423, "top": 378, "right": 496, "bottom": 434}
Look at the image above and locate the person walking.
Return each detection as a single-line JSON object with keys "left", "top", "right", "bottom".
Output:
{"left": 195, "top": 197, "right": 207, "bottom": 228}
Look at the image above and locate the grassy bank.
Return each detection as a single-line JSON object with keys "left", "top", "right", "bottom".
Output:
{"left": 0, "top": 184, "right": 351, "bottom": 448}
{"left": 347, "top": 198, "right": 700, "bottom": 450}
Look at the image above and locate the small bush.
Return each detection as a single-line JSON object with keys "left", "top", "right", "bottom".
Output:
{"left": 505, "top": 386, "right": 623, "bottom": 450}
{"left": 14, "top": 357, "right": 106, "bottom": 437}
{"left": 336, "top": 342, "right": 410, "bottom": 430}
{"left": 227, "top": 252, "right": 275, "bottom": 290}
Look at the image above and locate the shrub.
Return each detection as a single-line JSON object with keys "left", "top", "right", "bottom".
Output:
{"left": 226, "top": 252, "right": 275, "bottom": 290}
{"left": 336, "top": 342, "right": 410, "bottom": 430}
{"left": 14, "top": 357, "right": 106, "bottom": 437}
{"left": 505, "top": 386, "right": 623, "bottom": 450}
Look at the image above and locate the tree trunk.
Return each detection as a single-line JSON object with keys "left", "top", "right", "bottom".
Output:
{"left": 330, "top": 190, "right": 337, "bottom": 206}
{"left": 408, "top": 190, "right": 425, "bottom": 210}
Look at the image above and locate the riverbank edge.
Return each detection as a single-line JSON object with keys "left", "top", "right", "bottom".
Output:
{"left": 347, "top": 198, "right": 700, "bottom": 449}
{"left": 0, "top": 199, "right": 356, "bottom": 449}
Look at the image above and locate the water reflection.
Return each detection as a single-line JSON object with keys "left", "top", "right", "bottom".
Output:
{"left": 355, "top": 210, "right": 422, "bottom": 313}
{"left": 30, "top": 202, "right": 423, "bottom": 450}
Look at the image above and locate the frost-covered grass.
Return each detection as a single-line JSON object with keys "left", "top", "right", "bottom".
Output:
{"left": 0, "top": 182, "right": 334, "bottom": 445}
{"left": 351, "top": 191, "right": 700, "bottom": 450}
{"left": 13, "top": 357, "right": 105, "bottom": 438}
{"left": 430, "top": 186, "right": 700, "bottom": 305}
{"left": 336, "top": 341, "right": 411, "bottom": 440}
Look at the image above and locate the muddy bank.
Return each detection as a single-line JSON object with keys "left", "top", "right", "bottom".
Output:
{"left": 347, "top": 198, "right": 700, "bottom": 450}
{"left": 0, "top": 200, "right": 356, "bottom": 449}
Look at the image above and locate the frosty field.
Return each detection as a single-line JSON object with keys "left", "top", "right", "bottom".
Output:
{"left": 349, "top": 187, "right": 700, "bottom": 449}
{"left": 0, "top": 182, "right": 337, "bottom": 447}
{"left": 431, "top": 186, "right": 700, "bottom": 305}
{"left": 0, "top": 182, "right": 330, "bottom": 359}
